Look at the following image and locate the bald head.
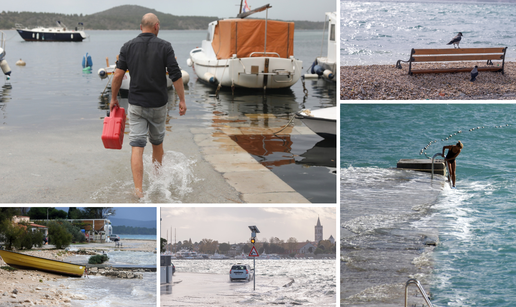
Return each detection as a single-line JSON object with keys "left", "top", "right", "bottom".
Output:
{"left": 141, "top": 13, "right": 160, "bottom": 34}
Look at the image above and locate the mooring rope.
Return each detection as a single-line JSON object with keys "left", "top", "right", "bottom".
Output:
{"left": 273, "top": 114, "right": 297, "bottom": 136}
{"left": 420, "top": 124, "right": 511, "bottom": 158}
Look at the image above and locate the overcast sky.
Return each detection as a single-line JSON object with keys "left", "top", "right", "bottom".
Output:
{"left": 160, "top": 207, "right": 336, "bottom": 244}
{"left": 3, "top": 1, "right": 336, "bottom": 22}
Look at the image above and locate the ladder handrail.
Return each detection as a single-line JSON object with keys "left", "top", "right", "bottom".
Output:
{"left": 431, "top": 153, "right": 443, "bottom": 180}
{"left": 405, "top": 278, "right": 434, "bottom": 307}
{"left": 431, "top": 153, "right": 452, "bottom": 187}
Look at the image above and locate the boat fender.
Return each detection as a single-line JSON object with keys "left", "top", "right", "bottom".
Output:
{"left": 323, "top": 69, "right": 334, "bottom": 80}
{"left": 82, "top": 52, "right": 93, "bottom": 68}
{"left": 310, "top": 60, "right": 318, "bottom": 74}
{"left": 98, "top": 68, "right": 108, "bottom": 79}
{"left": 313, "top": 65, "right": 324, "bottom": 76}
{"left": 186, "top": 58, "right": 193, "bottom": 67}
{"left": 303, "top": 74, "right": 319, "bottom": 79}
{"left": 181, "top": 69, "right": 190, "bottom": 85}
{"left": 0, "top": 60, "right": 11, "bottom": 76}
{"left": 204, "top": 72, "right": 217, "bottom": 84}
{"left": 15, "top": 59, "right": 26, "bottom": 66}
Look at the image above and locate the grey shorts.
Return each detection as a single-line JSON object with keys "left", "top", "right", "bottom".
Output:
{"left": 128, "top": 104, "right": 167, "bottom": 147}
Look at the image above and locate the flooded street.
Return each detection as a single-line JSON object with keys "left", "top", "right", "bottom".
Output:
{"left": 161, "top": 259, "right": 335, "bottom": 306}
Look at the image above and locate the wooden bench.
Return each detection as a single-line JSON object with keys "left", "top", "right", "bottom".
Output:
{"left": 396, "top": 47, "right": 507, "bottom": 75}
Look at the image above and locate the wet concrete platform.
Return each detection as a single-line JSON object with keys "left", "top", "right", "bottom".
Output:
{"left": 397, "top": 158, "right": 446, "bottom": 176}
{"left": 191, "top": 116, "right": 315, "bottom": 203}
{"left": 341, "top": 169, "right": 445, "bottom": 306}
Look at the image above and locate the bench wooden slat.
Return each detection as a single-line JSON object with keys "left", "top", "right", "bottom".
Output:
{"left": 413, "top": 48, "right": 506, "bottom": 55}
{"left": 411, "top": 66, "right": 503, "bottom": 74}
{"left": 412, "top": 54, "right": 504, "bottom": 62}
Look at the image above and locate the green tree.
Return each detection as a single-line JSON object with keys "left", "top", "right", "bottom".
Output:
{"left": 20, "top": 230, "right": 45, "bottom": 250}
{"left": 218, "top": 243, "right": 231, "bottom": 254}
{"left": 27, "top": 207, "right": 67, "bottom": 220}
{"left": 0, "top": 219, "right": 24, "bottom": 250}
{"left": 48, "top": 222, "right": 73, "bottom": 249}
{"left": 81, "top": 208, "right": 116, "bottom": 219}
{"left": 161, "top": 238, "right": 167, "bottom": 253}
{"left": 68, "top": 207, "right": 83, "bottom": 219}
{"left": 0, "top": 208, "right": 22, "bottom": 223}
{"left": 60, "top": 220, "right": 86, "bottom": 243}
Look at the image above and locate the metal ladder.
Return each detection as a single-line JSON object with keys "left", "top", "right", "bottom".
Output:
{"left": 431, "top": 153, "right": 452, "bottom": 188}
{"left": 405, "top": 279, "right": 434, "bottom": 307}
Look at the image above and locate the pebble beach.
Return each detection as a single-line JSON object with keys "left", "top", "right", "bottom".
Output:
{"left": 0, "top": 250, "right": 85, "bottom": 307}
{"left": 0, "top": 240, "right": 156, "bottom": 306}
{"left": 340, "top": 61, "right": 516, "bottom": 100}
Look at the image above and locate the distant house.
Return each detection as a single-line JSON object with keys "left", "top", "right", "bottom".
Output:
{"left": 11, "top": 216, "right": 48, "bottom": 238}
{"left": 283, "top": 242, "right": 317, "bottom": 255}
{"left": 328, "top": 235, "right": 335, "bottom": 244}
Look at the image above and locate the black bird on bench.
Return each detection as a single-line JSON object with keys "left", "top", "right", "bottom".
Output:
{"left": 447, "top": 32, "right": 463, "bottom": 48}
{"left": 470, "top": 66, "right": 479, "bottom": 82}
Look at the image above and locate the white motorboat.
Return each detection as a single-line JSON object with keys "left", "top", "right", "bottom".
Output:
{"left": 307, "top": 12, "right": 337, "bottom": 83}
{"left": 15, "top": 21, "right": 87, "bottom": 42}
{"left": 0, "top": 31, "right": 11, "bottom": 80}
{"left": 296, "top": 106, "right": 337, "bottom": 139}
{"left": 186, "top": 3, "right": 302, "bottom": 91}
{"left": 98, "top": 57, "right": 188, "bottom": 96}
{"left": 209, "top": 252, "right": 229, "bottom": 260}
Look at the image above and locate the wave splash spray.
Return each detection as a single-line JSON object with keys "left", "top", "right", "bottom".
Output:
{"left": 141, "top": 150, "right": 200, "bottom": 203}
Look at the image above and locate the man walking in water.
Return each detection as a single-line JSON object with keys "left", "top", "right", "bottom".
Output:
{"left": 442, "top": 141, "right": 463, "bottom": 188}
{"left": 110, "top": 13, "right": 186, "bottom": 198}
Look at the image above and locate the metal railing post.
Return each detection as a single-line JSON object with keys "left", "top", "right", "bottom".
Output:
{"left": 405, "top": 279, "right": 433, "bottom": 307}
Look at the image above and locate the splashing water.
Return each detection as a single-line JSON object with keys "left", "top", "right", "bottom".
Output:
{"left": 141, "top": 150, "right": 200, "bottom": 203}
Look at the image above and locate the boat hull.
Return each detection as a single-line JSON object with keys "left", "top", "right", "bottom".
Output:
{"left": 0, "top": 250, "right": 85, "bottom": 277}
{"left": 16, "top": 29, "right": 85, "bottom": 42}
{"left": 190, "top": 49, "right": 302, "bottom": 89}
{"left": 98, "top": 65, "right": 173, "bottom": 98}
{"left": 296, "top": 107, "right": 337, "bottom": 138}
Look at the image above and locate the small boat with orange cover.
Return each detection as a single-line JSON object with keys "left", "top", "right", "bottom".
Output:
{"left": 186, "top": 2, "right": 302, "bottom": 91}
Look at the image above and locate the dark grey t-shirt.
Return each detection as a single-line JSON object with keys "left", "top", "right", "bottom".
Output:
{"left": 117, "top": 32, "right": 182, "bottom": 108}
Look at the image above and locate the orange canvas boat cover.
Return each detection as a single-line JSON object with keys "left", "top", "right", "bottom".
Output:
{"left": 211, "top": 19, "right": 295, "bottom": 60}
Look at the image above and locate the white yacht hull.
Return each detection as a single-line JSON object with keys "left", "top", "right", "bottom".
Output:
{"left": 296, "top": 107, "right": 337, "bottom": 138}
{"left": 189, "top": 48, "right": 302, "bottom": 89}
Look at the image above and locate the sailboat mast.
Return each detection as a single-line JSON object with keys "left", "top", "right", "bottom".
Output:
{"left": 264, "top": 7, "right": 268, "bottom": 54}
{"left": 239, "top": 0, "right": 243, "bottom": 14}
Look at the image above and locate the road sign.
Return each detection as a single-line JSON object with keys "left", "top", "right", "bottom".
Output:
{"left": 249, "top": 246, "right": 259, "bottom": 257}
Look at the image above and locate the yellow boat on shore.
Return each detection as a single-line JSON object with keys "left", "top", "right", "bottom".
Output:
{"left": 0, "top": 250, "right": 85, "bottom": 277}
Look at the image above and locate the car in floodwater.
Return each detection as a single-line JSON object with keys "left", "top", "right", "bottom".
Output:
{"left": 109, "top": 234, "right": 120, "bottom": 242}
{"left": 229, "top": 263, "right": 253, "bottom": 282}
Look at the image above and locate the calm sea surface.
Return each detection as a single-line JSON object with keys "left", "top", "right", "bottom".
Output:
{"left": 341, "top": 1, "right": 516, "bottom": 65}
{"left": 341, "top": 104, "right": 516, "bottom": 306}
{"left": 0, "top": 29, "right": 335, "bottom": 203}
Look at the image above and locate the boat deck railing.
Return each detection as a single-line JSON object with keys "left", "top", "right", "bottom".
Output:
{"left": 405, "top": 278, "right": 434, "bottom": 307}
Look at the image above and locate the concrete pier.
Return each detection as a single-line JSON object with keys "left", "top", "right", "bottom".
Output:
{"left": 397, "top": 158, "right": 446, "bottom": 176}
{"left": 191, "top": 119, "right": 317, "bottom": 203}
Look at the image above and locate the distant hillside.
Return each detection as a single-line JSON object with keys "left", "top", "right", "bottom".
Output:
{"left": 109, "top": 217, "right": 156, "bottom": 229}
{"left": 0, "top": 5, "right": 324, "bottom": 30}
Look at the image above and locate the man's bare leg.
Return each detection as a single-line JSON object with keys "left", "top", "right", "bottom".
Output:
{"left": 131, "top": 146, "right": 145, "bottom": 198}
{"left": 152, "top": 143, "right": 164, "bottom": 167}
